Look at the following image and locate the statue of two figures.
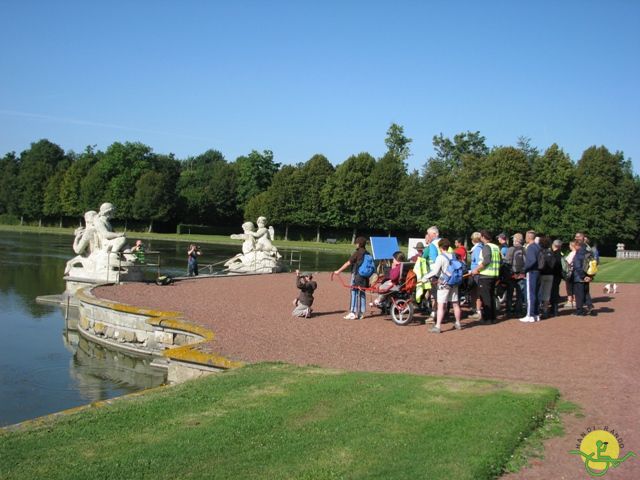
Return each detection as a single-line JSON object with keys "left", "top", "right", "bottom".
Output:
{"left": 65, "top": 203, "right": 143, "bottom": 283}
{"left": 225, "top": 216, "right": 283, "bottom": 273}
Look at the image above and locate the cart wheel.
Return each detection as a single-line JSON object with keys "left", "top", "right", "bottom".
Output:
{"left": 391, "top": 299, "right": 414, "bottom": 326}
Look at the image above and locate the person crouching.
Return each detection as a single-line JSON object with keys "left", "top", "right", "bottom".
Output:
{"left": 292, "top": 270, "right": 317, "bottom": 318}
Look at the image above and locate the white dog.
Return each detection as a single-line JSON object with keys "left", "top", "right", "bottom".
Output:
{"left": 603, "top": 283, "right": 618, "bottom": 294}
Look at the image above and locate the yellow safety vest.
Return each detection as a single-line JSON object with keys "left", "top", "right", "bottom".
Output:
{"left": 413, "top": 257, "right": 431, "bottom": 302}
{"left": 479, "top": 243, "right": 501, "bottom": 277}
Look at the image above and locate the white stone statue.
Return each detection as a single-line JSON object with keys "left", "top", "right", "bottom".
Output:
{"left": 65, "top": 203, "right": 143, "bottom": 289}
{"left": 94, "top": 202, "right": 127, "bottom": 253}
{"left": 65, "top": 210, "right": 98, "bottom": 274}
{"left": 224, "top": 218, "right": 283, "bottom": 273}
{"left": 252, "top": 216, "right": 281, "bottom": 258}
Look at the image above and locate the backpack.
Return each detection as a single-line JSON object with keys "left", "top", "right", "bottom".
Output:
{"left": 537, "top": 248, "right": 556, "bottom": 273}
{"left": 511, "top": 247, "right": 525, "bottom": 274}
{"left": 440, "top": 253, "right": 465, "bottom": 287}
{"left": 560, "top": 255, "right": 572, "bottom": 280}
{"left": 403, "top": 269, "right": 417, "bottom": 292}
{"left": 357, "top": 252, "right": 376, "bottom": 278}
{"left": 583, "top": 248, "right": 598, "bottom": 276}
{"left": 155, "top": 275, "right": 173, "bottom": 286}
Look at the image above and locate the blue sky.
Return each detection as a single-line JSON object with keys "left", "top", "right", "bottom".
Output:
{"left": 1, "top": 1, "right": 639, "bottom": 173}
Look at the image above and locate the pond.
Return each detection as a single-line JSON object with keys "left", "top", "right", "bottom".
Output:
{"left": 0, "top": 231, "right": 344, "bottom": 426}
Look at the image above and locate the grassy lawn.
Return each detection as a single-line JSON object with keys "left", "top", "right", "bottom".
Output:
{"left": 1, "top": 363, "right": 558, "bottom": 480}
{"left": 592, "top": 257, "right": 640, "bottom": 283}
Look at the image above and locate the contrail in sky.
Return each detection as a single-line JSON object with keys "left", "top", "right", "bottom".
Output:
{"left": 0, "top": 109, "right": 211, "bottom": 141}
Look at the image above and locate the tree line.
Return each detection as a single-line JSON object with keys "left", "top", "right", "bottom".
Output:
{"left": 1, "top": 125, "right": 639, "bottom": 252}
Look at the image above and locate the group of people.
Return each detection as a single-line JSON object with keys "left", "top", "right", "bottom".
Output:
{"left": 320, "top": 227, "right": 600, "bottom": 331}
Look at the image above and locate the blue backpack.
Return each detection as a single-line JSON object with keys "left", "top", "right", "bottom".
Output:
{"left": 440, "top": 253, "right": 464, "bottom": 286}
{"left": 358, "top": 253, "right": 376, "bottom": 278}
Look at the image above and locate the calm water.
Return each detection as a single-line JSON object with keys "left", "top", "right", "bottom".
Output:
{"left": 0, "top": 231, "right": 343, "bottom": 426}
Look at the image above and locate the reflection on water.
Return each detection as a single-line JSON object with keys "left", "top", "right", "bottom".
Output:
{"left": 0, "top": 230, "right": 345, "bottom": 426}
{"left": 73, "top": 337, "right": 165, "bottom": 402}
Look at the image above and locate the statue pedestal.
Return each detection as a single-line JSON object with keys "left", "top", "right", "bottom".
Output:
{"left": 65, "top": 251, "right": 144, "bottom": 293}
{"left": 224, "top": 251, "right": 284, "bottom": 274}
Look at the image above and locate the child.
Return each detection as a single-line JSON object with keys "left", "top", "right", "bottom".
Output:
{"left": 187, "top": 244, "right": 201, "bottom": 276}
{"left": 373, "top": 251, "right": 405, "bottom": 306}
{"left": 292, "top": 270, "right": 317, "bottom": 318}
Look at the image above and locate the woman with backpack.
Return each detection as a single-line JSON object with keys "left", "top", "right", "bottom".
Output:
{"left": 333, "top": 236, "right": 371, "bottom": 320}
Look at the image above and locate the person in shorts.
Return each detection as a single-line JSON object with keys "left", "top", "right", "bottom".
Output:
{"left": 423, "top": 238, "right": 462, "bottom": 333}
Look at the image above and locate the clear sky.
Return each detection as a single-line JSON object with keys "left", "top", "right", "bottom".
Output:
{"left": 1, "top": 1, "right": 639, "bottom": 173}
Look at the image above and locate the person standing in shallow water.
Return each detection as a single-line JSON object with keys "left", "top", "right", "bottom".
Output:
{"left": 187, "top": 244, "right": 201, "bottom": 276}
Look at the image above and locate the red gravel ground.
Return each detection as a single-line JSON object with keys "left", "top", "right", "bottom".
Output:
{"left": 95, "top": 273, "right": 639, "bottom": 480}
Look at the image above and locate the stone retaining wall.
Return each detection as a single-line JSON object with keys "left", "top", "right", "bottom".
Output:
{"left": 76, "top": 285, "right": 243, "bottom": 383}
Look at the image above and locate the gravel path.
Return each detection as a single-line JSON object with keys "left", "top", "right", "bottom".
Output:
{"left": 94, "top": 273, "right": 640, "bottom": 479}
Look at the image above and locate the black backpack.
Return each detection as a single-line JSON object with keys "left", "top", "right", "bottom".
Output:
{"left": 511, "top": 247, "right": 525, "bottom": 275}
{"left": 537, "top": 248, "right": 557, "bottom": 274}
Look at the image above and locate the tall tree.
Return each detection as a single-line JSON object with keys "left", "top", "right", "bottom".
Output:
{"left": 176, "top": 149, "right": 237, "bottom": 225}
{"left": 0, "top": 152, "right": 19, "bottom": 215}
{"left": 564, "top": 146, "right": 639, "bottom": 246}
{"left": 471, "top": 146, "right": 533, "bottom": 234}
{"left": 43, "top": 158, "right": 71, "bottom": 226}
{"left": 17, "top": 139, "right": 67, "bottom": 223}
{"left": 531, "top": 144, "right": 574, "bottom": 237}
{"left": 132, "top": 171, "right": 172, "bottom": 232}
{"left": 367, "top": 152, "right": 409, "bottom": 234}
{"left": 61, "top": 146, "right": 101, "bottom": 217}
{"left": 80, "top": 142, "right": 155, "bottom": 220}
{"left": 516, "top": 136, "right": 540, "bottom": 165}
{"left": 245, "top": 165, "right": 301, "bottom": 240}
{"left": 322, "top": 152, "right": 375, "bottom": 241}
{"left": 385, "top": 123, "right": 412, "bottom": 162}
{"left": 419, "top": 132, "right": 489, "bottom": 237}
{"left": 293, "top": 154, "right": 334, "bottom": 241}
{"left": 234, "top": 150, "right": 280, "bottom": 209}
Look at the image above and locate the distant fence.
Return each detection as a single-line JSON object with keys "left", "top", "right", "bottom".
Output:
{"left": 616, "top": 250, "right": 640, "bottom": 259}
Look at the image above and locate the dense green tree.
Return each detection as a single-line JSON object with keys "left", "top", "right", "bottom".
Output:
{"left": 322, "top": 152, "right": 375, "bottom": 241}
{"left": 396, "top": 170, "right": 422, "bottom": 233}
{"left": 0, "top": 152, "right": 19, "bottom": 215}
{"left": 43, "top": 160, "right": 71, "bottom": 226}
{"left": 293, "top": 154, "right": 334, "bottom": 241}
{"left": 244, "top": 191, "right": 272, "bottom": 226}
{"left": 17, "top": 139, "right": 67, "bottom": 223}
{"left": 516, "top": 136, "right": 540, "bottom": 164}
{"left": 471, "top": 146, "right": 533, "bottom": 234}
{"left": 60, "top": 147, "right": 101, "bottom": 218}
{"left": 133, "top": 171, "right": 173, "bottom": 232}
{"left": 368, "top": 152, "right": 409, "bottom": 233}
{"left": 80, "top": 142, "right": 155, "bottom": 220}
{"left": 564, "top": 146, "right": 639, "bottom": 246}
{"left": 131, "top": 152, "right": 180, "bottom": 231}
{"left": 431, "top": 131, "right": 489, "bottom": 170}
{"left": 234, "top": 150, "right": 280, "bottom": 209}
{"left": 177, "top": 150, "right": 238, "bottom": 225}
{"left": 385, "top": 123, "right": 412, "bottom": 162}
{"left": 244, "top": 165, "right": 302, "bottom": 239}
{"left": 205, "top": 159, "right": 238, "bottom": 224}
{"left": 531, "top": 144, "right": 574, "bottom": 237}
{"left": 419, "top": 132, "right": 489, "bottom": 237}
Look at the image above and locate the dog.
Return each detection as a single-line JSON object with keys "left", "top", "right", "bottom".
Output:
{"left": 603, "top": 283, "right": 618, "bottom": 294}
